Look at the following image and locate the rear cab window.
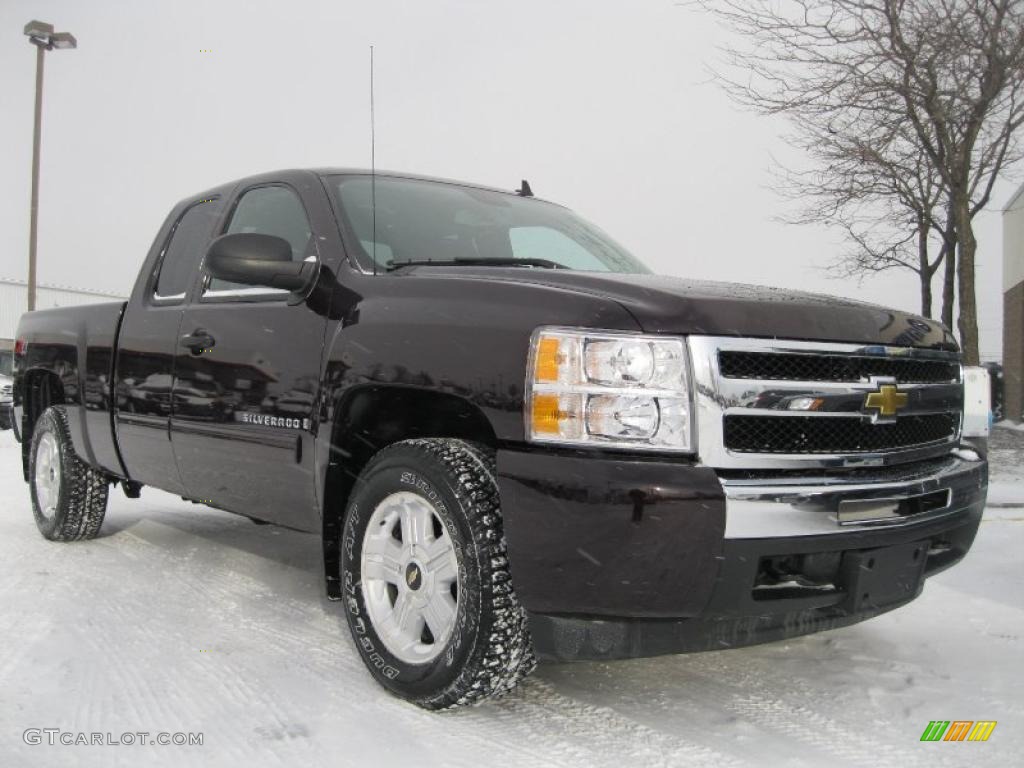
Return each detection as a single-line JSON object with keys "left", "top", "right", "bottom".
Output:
{"left": 152, "top": 198, "right": 222, "bottom": 303}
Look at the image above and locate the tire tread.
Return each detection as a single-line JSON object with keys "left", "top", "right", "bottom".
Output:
{"left": 30, "top": 406, "right": 108, "bottom": 541}
{"left": 352, "top": 438, "right": 536, "bottom": 710}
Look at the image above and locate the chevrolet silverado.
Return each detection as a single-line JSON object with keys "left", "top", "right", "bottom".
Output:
{"left": 10, "top": 168, "right": 990, "bottom": 709}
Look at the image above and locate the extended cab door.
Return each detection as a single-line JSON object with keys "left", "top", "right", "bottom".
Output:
{"left": 114, "top": 196, "right": 225, "bottom": 496}
{"left": 170, "top": 176, "right": 329, "bottom": 530}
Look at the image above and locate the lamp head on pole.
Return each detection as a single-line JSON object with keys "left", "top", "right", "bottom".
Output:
{"left": 24, "top": 20, "right": 77, "bottom": 50}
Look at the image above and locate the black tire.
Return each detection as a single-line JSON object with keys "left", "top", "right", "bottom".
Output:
{"left": 29, "top": 406, "right": 109, "bottom": 541}
{"left": 341, "top": 438, "right": 536, "bottom": 710}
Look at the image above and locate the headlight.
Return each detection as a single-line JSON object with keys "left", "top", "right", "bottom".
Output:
{"left": 526, "top": 328, "right": 694, "bottom": 451}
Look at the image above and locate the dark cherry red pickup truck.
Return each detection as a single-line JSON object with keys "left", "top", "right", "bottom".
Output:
{"left": 10, "top": 168, "right": 990, "bottom": 709}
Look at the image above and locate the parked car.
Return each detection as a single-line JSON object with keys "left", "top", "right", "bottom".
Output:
{"left": 9, "top": 168, "right": 991, "bottom": 709}
{"left": 0, "top": 349, "right": 12, "bottom": 430}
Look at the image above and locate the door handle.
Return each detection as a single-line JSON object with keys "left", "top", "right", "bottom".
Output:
{"left": 180, "top": 329, "right": 216, "bottom": 353}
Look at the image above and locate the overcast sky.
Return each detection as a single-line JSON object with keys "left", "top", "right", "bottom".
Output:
{"left": 0, "top": 0, "right": 1012, "bottom": 360}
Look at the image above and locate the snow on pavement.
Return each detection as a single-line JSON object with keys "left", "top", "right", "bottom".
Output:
{"left": 0, "top": 428, "right": 1021, "bottom": 767}
{"left": 987, "top": 426, "right": 1024, "bottom": 508}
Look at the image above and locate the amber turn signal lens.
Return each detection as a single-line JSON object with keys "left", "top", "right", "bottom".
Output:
{"left": 531, "top": 393, "right": 563, "bottom": 435}
{"left": 535, "top": 336, "right": 562, "bottom": 382}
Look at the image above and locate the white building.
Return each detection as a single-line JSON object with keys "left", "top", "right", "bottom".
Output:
{"left": 1004, "top": 183, "right": 1024, "bottom": 422}
{"left": 0, "top": 278, "right": 127, "bottom": 351}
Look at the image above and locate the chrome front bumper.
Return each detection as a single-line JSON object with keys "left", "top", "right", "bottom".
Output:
{"left": 721, "top": 450, "right": 988, "bottom": 538}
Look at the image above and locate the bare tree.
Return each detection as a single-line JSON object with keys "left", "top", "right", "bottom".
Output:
{"left": 694, "top": 0, "right": 1024, "bottom": 363}
{"left": 778, "top": 126, "right": 952, "bottom": 317}
{"left": 827, "top": 208, "right": 951, "bottom": 318}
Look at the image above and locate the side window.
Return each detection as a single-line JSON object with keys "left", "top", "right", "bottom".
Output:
{"left": 206, "top": 186, "right": 314, "bottom": 294}
{"left": 153, "top": 200, "right": 220, "bottom": 300}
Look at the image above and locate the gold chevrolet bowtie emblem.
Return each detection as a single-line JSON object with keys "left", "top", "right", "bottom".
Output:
{"left": 864, "top": 384, "right": 908, "bottom": 417}
{"left": 406, "top": 567, "right": 419, "bottom": 587}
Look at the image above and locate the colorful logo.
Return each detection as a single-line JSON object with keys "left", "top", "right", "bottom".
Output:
{"left": 920, "top": 721, "right": 997, "bottom": 742}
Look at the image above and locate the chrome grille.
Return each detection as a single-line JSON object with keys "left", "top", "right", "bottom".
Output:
{"left": 718, "top": 351, "right": 960, "bottom": 384}
{"left": 723, "top": 413, "right": 959, "bottom": 454}
{"left": 688, "top": 336, "right": 963, "bottom": 470}
{"left": 0, "top": 383, "right": 11, "bottom": 397}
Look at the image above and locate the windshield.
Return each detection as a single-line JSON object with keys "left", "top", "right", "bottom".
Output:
{"left": 0, "top": 351, "right": 12, "bottom": 378}
{"left": 331, "top": 175, "right": 650, "bottom": 274}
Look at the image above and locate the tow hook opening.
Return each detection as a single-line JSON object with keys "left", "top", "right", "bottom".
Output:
{"left": 753, "top": 551, "right": 842, "bottom": 601}
{"left": 923, "top": 538, "right": 958, "bottom": 572}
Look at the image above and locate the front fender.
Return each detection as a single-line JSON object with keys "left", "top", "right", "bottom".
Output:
{"left": 319, "top": 272, "right": 643, "bottom": 443}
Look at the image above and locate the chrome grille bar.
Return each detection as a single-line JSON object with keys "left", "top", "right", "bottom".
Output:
{"left": 688, "top": 336, "right": 963, "bottom": 470}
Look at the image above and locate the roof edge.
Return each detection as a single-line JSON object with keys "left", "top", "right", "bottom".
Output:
{"left": 0, "top": 277, "right": 127, "bottom": 298}
{"left": 1003, "top": 180, "right": 1024, "bottom": 212}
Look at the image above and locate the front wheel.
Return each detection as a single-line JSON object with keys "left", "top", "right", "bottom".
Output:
{"left": 341, "top": 438, "right": 535, "bottom": 709}
{"left": 29, "top": 406, "right": 109, "bottom": 541}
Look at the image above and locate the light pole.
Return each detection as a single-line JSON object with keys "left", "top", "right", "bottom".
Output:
{"left": 23, "top": 20, "right": 76, "bottom": 312}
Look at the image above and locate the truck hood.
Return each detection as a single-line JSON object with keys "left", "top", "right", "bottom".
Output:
{"left": 423, "top": 269, "right": 958, "bottom": 350}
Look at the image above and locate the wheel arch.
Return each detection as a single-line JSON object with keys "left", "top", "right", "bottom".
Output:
{"left": 20, "top": 369, "right": 66, "bottom": 481}
{"left": 320, "top": 384, "right": 498, "bottom": 599}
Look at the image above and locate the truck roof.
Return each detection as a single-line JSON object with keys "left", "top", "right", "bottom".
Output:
{"left": 180, "top": 168, "right": 556, "bottom": 210}
{"left": 312, "top": 167, "right": 523, "bottom": 196}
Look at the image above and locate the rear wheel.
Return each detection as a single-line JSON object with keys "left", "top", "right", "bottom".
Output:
{"left": 29, "top": 406, "right": 109, "bottom": 541}
{"left": 341, "top": 438, "right": 535, "bottom": 709}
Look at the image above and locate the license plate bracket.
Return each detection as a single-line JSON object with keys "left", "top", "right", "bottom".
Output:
{"left": 841, "top": 540, "right": 928, "bottom": 611}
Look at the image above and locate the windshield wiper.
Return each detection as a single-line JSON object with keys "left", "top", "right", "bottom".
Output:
{"left": 385, "top": 257, "right": 567, "bottom": 272}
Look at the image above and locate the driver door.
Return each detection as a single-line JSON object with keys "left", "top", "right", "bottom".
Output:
{"left": 170, "top": 177, "right": 329, "bottom": 530}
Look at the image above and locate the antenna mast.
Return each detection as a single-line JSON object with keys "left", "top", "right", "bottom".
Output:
{"left": 370, "top": 45, "right": 377, "bottom": 275}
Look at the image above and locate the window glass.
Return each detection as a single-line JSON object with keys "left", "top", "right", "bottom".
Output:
{"left": 332, "top": 176, "right": 649, "bottom": 274}
{"left": 207, "top": 186, "right": 314, "bottom": 294}
{"left": 154, "top": 199, "right": 220, "bottom": 299}
{"left": 0, "top": 351, "right": 12, "bottom": 377}
{"left": 508, "top": 227, "right": 608, "bottom": 271}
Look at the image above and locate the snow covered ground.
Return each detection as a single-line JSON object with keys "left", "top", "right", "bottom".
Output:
{"left": 0, "top": 427, "right": 1021, "bottom": 768}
